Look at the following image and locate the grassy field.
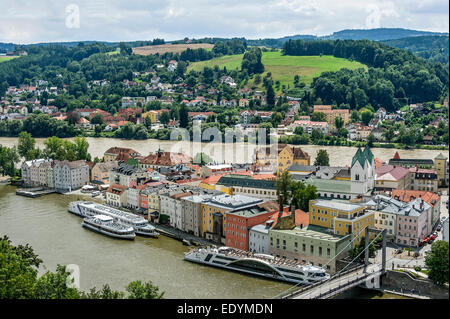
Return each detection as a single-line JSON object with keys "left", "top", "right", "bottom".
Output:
{"left": 188, "top": 50, "right": 367, "bottom": 90}
{"left": 133, "top": 43, "right": 214, "bottom": 56}
{"left": 0, "top": 56, "right": 19, "bottom": 63}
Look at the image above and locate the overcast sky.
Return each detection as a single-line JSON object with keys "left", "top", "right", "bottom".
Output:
{"left": 1, "top": 0, "right": 448, "bottom": 44}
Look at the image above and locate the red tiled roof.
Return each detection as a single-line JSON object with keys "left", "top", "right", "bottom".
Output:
{"left": 392, "top": 190, "right": 440, "bottom": 207}
{"left": 375, "top": 165, "right": 411, "bottom": 181}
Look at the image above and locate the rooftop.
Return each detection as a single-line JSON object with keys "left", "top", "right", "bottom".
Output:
{"left": 305, "top": 176, "right": 351, "bottom": 193}
{"left": 204, "top": 194, "right": 264, "bottom": 211}
{"left": 312, "top": 199, "right": 364, "bottom": 212}
{"left": 271, "top": 224, "right": 349, "bottom": 243}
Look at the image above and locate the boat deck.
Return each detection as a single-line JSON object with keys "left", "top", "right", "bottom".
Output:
{"left": 212, "top": 247, "right": 307, "bottom": 269}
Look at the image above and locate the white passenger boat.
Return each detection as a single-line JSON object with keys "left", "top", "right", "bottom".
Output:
{"left": 184, "top": 246, "right": 330, "bottom": 284}
{"left": 69, "top": 201, "right": 159, "bottom": 238}
{"left": 82, "top": 215, "right": 136, "bottom": 240}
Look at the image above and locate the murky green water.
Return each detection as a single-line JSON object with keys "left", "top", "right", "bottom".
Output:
{"left": 0, "top": 184, "right": 291, "bottom": 298}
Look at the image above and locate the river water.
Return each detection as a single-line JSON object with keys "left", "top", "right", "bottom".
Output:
{"left": 0, "top": 137, "right": 446, "bottom": 166}
{"left": 0, "top": 184, "right": 292, "bottom": 298}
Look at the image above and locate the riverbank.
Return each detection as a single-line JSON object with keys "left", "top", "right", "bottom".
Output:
{"left": 0, "top": 137, "right": 446, "bottom": 167}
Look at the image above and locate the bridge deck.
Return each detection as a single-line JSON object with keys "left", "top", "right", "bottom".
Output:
{"left": 285, "top": 265, "right": 382, "bottom": 299}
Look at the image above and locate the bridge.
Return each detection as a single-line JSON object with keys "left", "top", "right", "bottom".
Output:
{"left": 275, "top": 228, "right": 388, "bottom": 299}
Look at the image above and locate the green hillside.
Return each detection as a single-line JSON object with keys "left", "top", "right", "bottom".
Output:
{"left": 188, "top": 50, "right": 367, "bottom": 90}
{"left": 0, "top": 56, "right": 19, "bottom": 63}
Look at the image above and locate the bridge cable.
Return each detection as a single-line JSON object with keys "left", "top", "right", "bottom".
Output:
{"left": 272, "top": 225, "right": 370, "bottom": 299}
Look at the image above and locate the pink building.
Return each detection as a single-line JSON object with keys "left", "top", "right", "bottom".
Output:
{"left": 395, "top": 198, "right": 432, "bottom": 247}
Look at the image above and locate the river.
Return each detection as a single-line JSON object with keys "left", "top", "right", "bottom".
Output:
{"left": 0, "top": 184, "right": 292, "bottom": 298}
{"left": 0, "top": 137, "right": 446, "bottom": 166}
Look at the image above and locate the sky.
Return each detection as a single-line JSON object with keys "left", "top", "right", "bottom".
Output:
{"left": 0, "top": 0, "right": 449, "bottom": 44}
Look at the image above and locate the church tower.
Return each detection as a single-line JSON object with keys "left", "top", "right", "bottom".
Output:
{"left": 350, "top": 146, "right": 374, "bottom": 195}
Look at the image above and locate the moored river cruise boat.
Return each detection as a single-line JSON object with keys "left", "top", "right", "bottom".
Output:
{"left": 82, "top": 215, "right": 136, "bottom": 240}
{"left": 184, "top": 246, "right": 330, "bottom": 284}
{"left": 69, "top": 201, "right": 159, "bottom": 238}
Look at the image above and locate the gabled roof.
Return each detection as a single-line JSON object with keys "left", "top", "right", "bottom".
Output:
{"left": 352, "top": 146, "right": 374, "bottom": 168}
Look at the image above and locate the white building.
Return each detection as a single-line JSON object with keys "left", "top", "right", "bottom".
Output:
{"left": 248, "top": 223, "right": 272, "bottom": 253}
{"left": 350, "top": 146, "right": 375, "bottom": 195}
{"left": 53, "top": 160, "right": 89, "bottom": 192}
{"left": 159, "top": 190, "right": 193, "bottom": 230}
{"left": 181, "top": 195, "right": 213, "bottom": 236}
{"left": 21, "top": 159, "right": 52, "bottom": 187}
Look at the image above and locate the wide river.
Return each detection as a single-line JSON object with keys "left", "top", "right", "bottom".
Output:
{"left": 0, "top": 137, "right": 446, "bottom": 166}
{"left": 0, "top": 136, "right": 437, "bottom": 298}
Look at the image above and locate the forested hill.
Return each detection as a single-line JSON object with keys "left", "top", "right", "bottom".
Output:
{"left": 282, "top": 39, "right": 449, "bottom": 110}
{"left": 323, "top": 28, "right": 447, "bottom": 41}
{"left": 382, "top": 35, "right": 449, "bottom": 65}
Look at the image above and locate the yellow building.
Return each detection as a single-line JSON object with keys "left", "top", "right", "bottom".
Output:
{"left": 200, "top": 203, "right": 229, "bottom": 238}
{"left": 142, "top": 110, "right": 159, "bottom": 123}
{"left": 277, "top": 145, "right": 310, "bottom": 175}
{"left": 309, "top": 199, "right": 375, "bottom": 246}
{"left": 198, "top": 175, "right": 232, "bottom": 194}
{"left": 147, "top": 192, "right": 161, "bottom": 212}
{"left": 255, "top": 144, "right": 310, "bottom": 175}
{"left": 434, "top": 153, "right": 448, "bottom": 187}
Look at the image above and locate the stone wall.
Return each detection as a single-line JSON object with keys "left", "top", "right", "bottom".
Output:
{"left": 382, "top": 270, "right": 449, "bottom": 299}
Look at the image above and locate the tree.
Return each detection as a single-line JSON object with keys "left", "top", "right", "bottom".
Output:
{"left": 383, "top": 127, "right": 395, "bottom": 143}
{"left": 311, "top": 112, "right": 327, "bottom": 122}
{"left": 266, "top": 84, "right": 275, "bottom": 107}
{"left": 241, "top": 47, "right": 264, "bottom": 75}
{"left": 294, "top": 126, "right": 304, "bottom": 135}
{"left": 425, "top": 240, "right": 449, "bottom": 286}
{"left": 179, "top": 103, "right": 189, "bottom": 128}
{"left": 18, "top": 131, "right": 38, "bottom": 160}
{"left": 34, "top": 265, "right": 81, "bottom": 299}
{"left": 0, "top": 236, "right": 38, "bottom": 298}
{"left": 0, "top": 145, "right": 19, "bottom": 177}
{"left": 314, "top": 149, "right": 330, "bottom": 166}
{"left": 334, "top": 116, "right": 344, "bottom": 130}
{"left": 159, "top": 111, "right": 170, "bottom": 125}
{"left": 367, "top": 134, "right": 375, "bottom": 147}
{"left": 126, "top": 280, "right": 164, "bottom": 299}
{"left": 90, "top": 113, "right": 104, "bottom": 125}
{"left": 73, "top": 136, "right": 91, "bottom": 161}
{"left": 361, "top": 110, "right": 374, "bottom": 126}
{"left": 291, "top": 182, "right": 318, "bottom": 212}
{"left": 276, "top": 170, "right": 293, "bottom": 206}
{"left": 351, "top": 110, "right": 360, "bottom": 123}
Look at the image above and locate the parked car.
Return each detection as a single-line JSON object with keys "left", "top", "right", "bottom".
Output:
{"left": 430, "top": 235, "right": 436, "bottom": 240}
{"left": 423, "top": 237, "right": 430, "bottom": 243}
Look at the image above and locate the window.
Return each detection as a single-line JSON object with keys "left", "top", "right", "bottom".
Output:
{"left": 310, "top": 246, "right": 314, "bottom": 254}
{"left": 319, "top": 247, "right": 322, "bottom": 256}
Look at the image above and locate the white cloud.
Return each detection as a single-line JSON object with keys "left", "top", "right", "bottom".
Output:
{"left": 0, "top": 0, "right": 447, "bottom": 43}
